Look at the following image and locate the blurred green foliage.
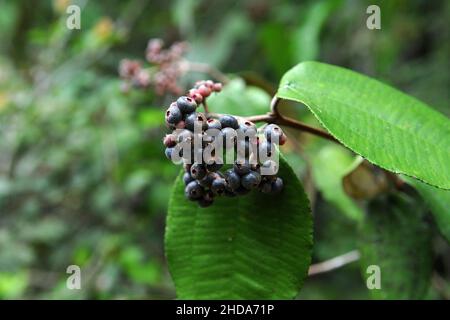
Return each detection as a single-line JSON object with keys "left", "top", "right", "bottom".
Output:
{"left": 0, "top": 0, "right": 448, "bottom": 299}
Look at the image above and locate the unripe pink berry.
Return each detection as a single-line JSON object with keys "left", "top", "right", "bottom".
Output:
{"left": 213, "top": 83, "right": 222, "bottom": 92}
{"left": 197, "top": 84, "right": 211, "bottom": 97}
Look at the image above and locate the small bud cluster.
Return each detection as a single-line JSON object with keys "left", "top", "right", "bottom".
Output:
{"left": 119, "top": 38, "right": 189, "bottom": 95}
{"left": 163, "top": 81, "right": 287, "bottom": 208}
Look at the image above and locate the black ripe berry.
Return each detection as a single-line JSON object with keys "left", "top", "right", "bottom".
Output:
{"left": 185, "top": 181, "right": 204, "bottom": 200}
{"left": 206, "top": 118, "right": 222, "bottom": 130}
{"left": 165, "top": 103, "right": 182, "bottom": 125}
{"left": 211, "top": 177, "right": 227, "bottom": 196}
{"left": 241, "top": 171, "right": 261, "bottom": 190}
{"left": 224, "top": 169, "right": 240, "bottom": 190}
{"left": 190, "top": 162, "right": 207, "bottom": 180}
{"left": 198, "top": 190, "right": 214, "bottom": 207}
{"left": 176, "top": 96, "right": 197, "bottom": 114}
{"left": 264, "top": 124, "right": 284, "bottom": 143}
{"left": 183, "top": 171, "right": 194, "bottom": 185}
{"left": 271, "top": 177, "right": 284, "bottom": 194}
{"left": 198, "top": 172, "right": 221, "bottom": 188}
{"left": 219, "top": 115, "right": 239, "bottom": 129}
{"left": 240, "top": 120, "right": 257, "bottom": 135}
{"left": 185, "top": 112, "right": 208, "bottom": 131}
{"left": 165, "top": 147, "right": 174, "bottom": 160}
{"left": 234, "top": 159, "right": 251, "bottom": 176}
{"left": 205, "top": 158, "right": 223, "bottom": 172}
{"left": 259, "top": 181, "right": 272, "bottom": 193}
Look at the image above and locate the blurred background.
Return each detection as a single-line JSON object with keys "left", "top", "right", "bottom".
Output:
{"left": 0, "top": 0, "right": 448, "bottom": 299}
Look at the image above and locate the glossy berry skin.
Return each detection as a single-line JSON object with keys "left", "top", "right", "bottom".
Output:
{"left": 264, "top": 124, "right": 283, "bottom": 143}
{"left": 185, "top": 112, "right": 208, "bottom": 131}
{"left": 198, "top": 190, "right": 214, "bottom": 207}
{"left": 234, "top": 160, "right": 251, "bottom": 176}
{"left": 239, "top": 120, "right": 257, "bottom": 135}
{"left": 176, "top": 96, "right": 197, "bottom": 114}
{"left": 190, "top": 162, "right": 207, "bottom": 180}
{"left": 198, "top": 195, "right": 214, "bottom": 208}
{"left": 241, "top": 171, "right": 261, "bottom": 190}
{"left": 206, "top": 118, "right": 222, "bottom": 130}
{"left": 165, "top": 104, "right": 182, "bottom": 125}
{"left": 211, "top": 177, "right": 227, "bottom": 196}
{"left": 183, "top": 172, "right": 194, "bottom": 185}
{"left": 185, "top": 181, "right": 204, "bottom": 200}
{"left": 163, "top": 134, "right": 177, "bottom": 147}
{"left": 234, "top": 186, "right": 250, "bottom": 196}
{"left": 271, "top": 177, "right": 284, "bottom": 194}
{"left": 259, "top": 181, "right": 272, "bottom": 194}
{"left": 224, "top": 169, "right": 240, "bottom": 190}
{"left": 219, "top": 115, "right": 239, "bottom": 129}
{"left": 165, "top": 147, "right": 174, "bottom": 160}
{"left": 198, "top": 172, "right": 220, "bottom": 188}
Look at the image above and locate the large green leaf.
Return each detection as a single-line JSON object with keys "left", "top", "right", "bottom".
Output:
{"left": 277, "top": 61, "right": 450, "bottom": 190}
{"left": 359, "top": 194, "right": 432, "bottom": 299}
{"left": 403, "top": 176, "right": 450, "bottom": 242}
{"left": 165, "top": 156, "right": 313, "bottom": 299}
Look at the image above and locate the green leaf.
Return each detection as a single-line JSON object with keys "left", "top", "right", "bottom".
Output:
{"left": 310, "top": 144, "right": 364, "bottom": 222}
{"left": 165, "top": 155, "right": 312, "bottom": 299}
{"left": 207, "top": 78, "right": 271, "bottom": 117}
{"left": 403, "top": 176, "right": 450, "bottom": 242}
{"left": 359, "top": 194, "right": 432, "bottom": 299}
{"left": 277, "top": 61, "right": 450, "bottom": 189}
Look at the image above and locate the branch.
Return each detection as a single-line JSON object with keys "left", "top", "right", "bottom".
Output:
{"left": 308, "top": 250, "right": 360, "bottom": 276}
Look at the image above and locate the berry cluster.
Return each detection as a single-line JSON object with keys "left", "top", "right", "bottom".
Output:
{"left": 119, "top": 38, "right": 189, "bottom": 95}
{"left": 163, "top": 82, "right": 287, "bottom": 208}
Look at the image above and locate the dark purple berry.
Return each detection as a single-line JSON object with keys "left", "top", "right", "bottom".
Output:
{"left": 234, "top": 186, "right": 250, "bottom": 195}
{"left": 259, "top": 181, "right": 272, "bottom": 193}
{"left": 165, "top": 147, "right": 174, "bottom": 160}
{"left": 241, "top": 171, "right": 261, "bottom": 190}
{"left": 185, "top": 181, "right": 204, "bottom": 200}
{"left": 198, "top": 172, "right": 221, "bottom": 188}
{"left": 183, "top": 172, "right": 194, "bottom": 185}
{"left": 176, "top": 96, "right": 197, "bottom": 114}
{"left": 211, "top": 177, "right": 227, "bottom": 196}
{"left": 165, "top": 103, "right": 182, "bottom": 125}
{"left": 224, "top": 169, "right": 240, "bottom": 190}
{"left": 239, "top": 120, "right": 257, "bottom": 135}
{"left": 185, "top": 112, "right": 208, "bottom": 131}
{"left": 190, "top": 162, "right": 207, "bottom": 180}
{"left": 234, "top": 159, "right": 251, "bottom": 176}
{"left": 206, "top": 118, "right": 222, "bottom": 130}
{"left": 219, "top": 115, "right": 239, "bottom": 129}
{"left": 271, "top": 177, "right": 284, "bottom": 194}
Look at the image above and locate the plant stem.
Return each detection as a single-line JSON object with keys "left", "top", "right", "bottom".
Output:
{"left": 308, "top": 250, "right": 360, "bottom": 276}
